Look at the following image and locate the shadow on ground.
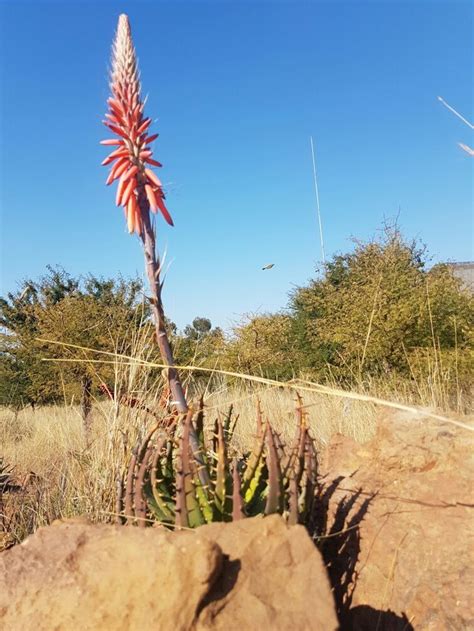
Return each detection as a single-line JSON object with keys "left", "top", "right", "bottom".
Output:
{"left": 309, "top": 475, "right": 415, "bottom": 631}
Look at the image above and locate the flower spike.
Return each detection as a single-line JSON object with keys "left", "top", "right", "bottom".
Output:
{"left": 101, "top": 13, "right": 173, "bottom": 234}
{"left": 101, "top": 14, "right": 192, "bottom": 442}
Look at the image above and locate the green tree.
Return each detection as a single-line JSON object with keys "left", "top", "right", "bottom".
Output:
{"left": 0, "top": 267, "right": 147, "bottom": 414}
{"left": 290, "top": 227, "right": 473, "bottom": 387}
{"left": 174, "top": 317, "right": 225, "bottom": 369}
{"left": 224, "top": 313, "right": 298, "bottom": 380}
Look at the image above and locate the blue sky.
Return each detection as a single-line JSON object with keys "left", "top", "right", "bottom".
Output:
{"left": 0, "top": 0, "right": 472, "bottom": 330}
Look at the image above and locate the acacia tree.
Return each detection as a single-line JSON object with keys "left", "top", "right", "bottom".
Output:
{"left": 290, "top": 227, "right": 473, "bottom": 384}
{"left": 224, "top": 313, "right": 298, "bottom": 380}
{"left": 173, "top": 318, "right": 226, "bottom": 376}
{"left": 0, "top": 268, "right": 146, "bottom": 412}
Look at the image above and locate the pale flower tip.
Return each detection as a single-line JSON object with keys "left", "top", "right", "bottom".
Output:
{"left": 118, "top": 14, "right": 130, "bottom": 29}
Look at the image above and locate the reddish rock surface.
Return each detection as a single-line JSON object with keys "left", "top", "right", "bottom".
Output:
{"left": 319, "top": 411, "right": 474, "bottom": 630}
{"left": 197, "top": 515, "right": 337, "bottom": 630}
{"left": 0, "top": 515, "right": 337, "bottom": 631}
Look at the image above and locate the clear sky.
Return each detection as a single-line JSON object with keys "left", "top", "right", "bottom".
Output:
{"left": 0, "top": 0, "right": 472, "bottom": 330}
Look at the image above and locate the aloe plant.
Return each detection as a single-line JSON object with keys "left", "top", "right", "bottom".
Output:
{"left": 117, "top": 398, "right": 318, "bottom": 528}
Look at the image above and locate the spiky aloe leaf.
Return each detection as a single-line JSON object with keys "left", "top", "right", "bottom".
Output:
{"left": 175, "top": 416, "right": 190, "bottom": 528}
{"left": 124, "top": 428, "right": 155, "bottom": 523}
{"left": 146, "top": 448, "right": 175, "bottom": 525}
{"left": 146, "top": 493, "right": 173, "bottom": 523}
{"left": 195, "top": 396, "right": 207, "bottom": 453}
{"left": 229, "top": 412, "right": 240, "bottom": 442}
{"left": 273, "top": 430, "right": 286, "bottom": 466}
{"left": 189, "top": 401, "right": 211, "bottom": 496}
{"left": 187, "top": 406, "right": 213, "bottom": 523}
{"left": 211, "top": 416, "right": 219, "bottom": 456}
{"left": 163, "top": 438, "right": 174, "bottom": 479}
{"left": 135, "top": 445, "right": 153, "bottom": 527}
{"left": 189, "top": 454, "right": 214, "bottom": 523}
{"left": 147, "top": 436, "right": 174, "bottom": 523}
{"left": 282, "top": 419, "right": 303, "bottom": 482}
{"left": 241, "top": 426, "right": 266, "bottom": 496}
{"left": 224, "top": 404, "right": 239, "bottom": 443}
{"left": 212, "top": 418, "right": 231, "bottom": 519}
{"left": 240, "top": 399, "right": 268, "bottom": 514}
{"left": 287, "top": 475, "right": 299, "bottom": 525}
{"left": 223, "top": 404, "right": 233, "bottom": 432}
{"left": 264, "top": 425, "right": 283, "bottom": 515}
{"left": 298, "top": 435, "right": 318, "bottom": 522}
{"left": 232, "top": 458, "right": 245, "bottom": 520}
{"left": 293, "top": 422, "right": 308, "bottom": 489}
{"left": 244, "top": 465, "right": 268, "bottom": 516}
{"left": 243, "top": 455, "right": 268, "bottom": 514}
{"left": 181, "top": 411, "right": 206, "bottom": 528}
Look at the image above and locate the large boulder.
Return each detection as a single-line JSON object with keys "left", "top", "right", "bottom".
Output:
{"left": 320, "top": 411, "right": 474, "bottom": 630}
{"left": 0, "top": 518, "right": 221, "bottom": 631}
{"left": 196, "top": 515, "right": 337, "bottom": 630}
{"left": 0, "top": 514, "right": 337, "bottom": 631}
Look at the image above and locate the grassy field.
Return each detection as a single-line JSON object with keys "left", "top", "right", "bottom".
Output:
{"left": 0, "top": 380, "right": 378, "bottom": 542}
{"left": 2, "top": 364, "right": 473, "bottom": 548}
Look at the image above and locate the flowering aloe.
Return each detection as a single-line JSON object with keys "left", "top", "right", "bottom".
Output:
{"left": 101, "top": 14, "right": 188, "bottom": 414}
{"left": 102, "top": 14, "right": 173, "bottom": 233}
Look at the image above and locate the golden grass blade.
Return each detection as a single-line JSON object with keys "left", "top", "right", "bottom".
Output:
{"left": 37, "top": 337, "right": 473, "bottom": 432}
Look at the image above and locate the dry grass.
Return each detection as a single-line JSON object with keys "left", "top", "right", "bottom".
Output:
{"left": 1, "top": 332, "right": 471, "bottom": 545}
{"left": 0, "top": 380, "right": 379, "bottom": 544}
{"left": 204, "top": 384, "right": 378, "bottom": 451}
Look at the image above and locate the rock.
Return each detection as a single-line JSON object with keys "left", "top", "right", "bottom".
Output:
{"left": 196, "top": 514, "right": 338, "bottom": 631}
{"left": 0, "top": 519, "right": 221, "bottom": 631}
{"left": 320, "top": 411, "right": 474, "bottom": 630}
{"left": 0, "top": 515, "right": 337, "bottom": 631}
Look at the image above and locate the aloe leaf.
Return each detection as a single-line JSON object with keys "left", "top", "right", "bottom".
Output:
{"left": 273, "top": 430, "right": 286, "bottom": 467}
{"left": 241, "top": 427, "right": 266, "bottom": 495}
{"left": 189, "top": 403, "right": 211, "bottom": 482}
{"left": 175, "top": 416, "right": 190, "bottom": 528}
{"left": 124, "top": 424, "right": 160, "bottom": 524}
{"left": 213, "top": 418, "right": 228, "bottom": 517}
{"left": 135, "top": 445, "right": 153, "bottom": 527}
{"left": 299, "top": 435, "right": 318, "bottom": 522}
{"left": 245, "top": 470, "right": 268, "bottom": 516}
{"left": 243, "top": 456, "right": 266, "bottom": 507}
{"left": 145, "top": 489, "right": 174, "bottom": 524}
{"left": 265, "top": 425, "right": 283, "bottom": 515}
{"left": 195, "top": 396, "right": 207, "bottom": 452}
{"left": 189, "top": 451, "right": 213, "bottom": 523}
{"left": 163, "top": 439, "right": 174, "bottom": 479}
{"left": 223, "top": 404, "right": 234, "bottom": 435}
{"left": 149, "top": 437, "right": 174, "bottom": 522}
{"left": 232, "top": 458, "right": 245, "bottom": 520}
{"left": 282, "top": 421, "right": 302, "bottom": 482}
{"left": 229, "top": 412, "right": 240, "bottom": 443}
{"left": 182, "top": 411, "right": 206, "bottom": 528}
{"left": 287, "top": 475, "right": 299, "bottom": 525}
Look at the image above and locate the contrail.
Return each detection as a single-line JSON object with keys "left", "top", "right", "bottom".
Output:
{"left": 437, "top": 96, "right": 474, "bottom": 129}
{"left": 310, "top": 136, "right": 326, "bottom": 264}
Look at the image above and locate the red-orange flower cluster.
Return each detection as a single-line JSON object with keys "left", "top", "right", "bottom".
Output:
{"left": 101, "top": 14, "right": 173, "bottom": 234}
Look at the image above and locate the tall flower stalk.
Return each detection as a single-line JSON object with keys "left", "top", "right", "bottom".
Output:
{"left": 101, "top": 14, "right": 187, "bottom": 413}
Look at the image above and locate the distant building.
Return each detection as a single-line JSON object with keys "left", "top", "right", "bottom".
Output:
{"left": 447, "top": 261, "right": 474, "bottom": 292}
